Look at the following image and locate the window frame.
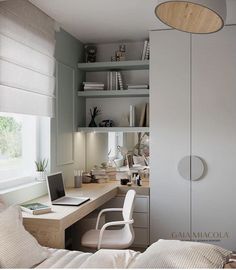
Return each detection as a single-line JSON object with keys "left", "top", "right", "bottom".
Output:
{"left": 0, "top": 113, "right": 50, "bottom": 191}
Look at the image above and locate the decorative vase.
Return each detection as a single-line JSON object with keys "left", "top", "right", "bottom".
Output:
{"left": 35, "top": 171, "right": 47, "bottom": 181}
{"left": 88, "top": 118, "right": 97, "bottom": 127}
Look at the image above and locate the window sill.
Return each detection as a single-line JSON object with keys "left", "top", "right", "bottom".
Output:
{"left": 0, "top": 181, "right": 47, "bottom": 205}
{"left": 0, "top": 181, "right": 46, "bottom": 195}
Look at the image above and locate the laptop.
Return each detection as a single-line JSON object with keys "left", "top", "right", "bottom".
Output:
{"left": 46, "top": 172, "right": 90, "bottom": 206}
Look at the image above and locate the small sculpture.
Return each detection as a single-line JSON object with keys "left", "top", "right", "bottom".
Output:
{"left": 111, "top": 44, "right": 126, "bottom": 61}
{"left": 99, "top": 120, "right": 113, "bottom": 127}
{"left": 85, "top": 45, "right": 97, "bottom": 63}
{"left": 88, "top": 107, "right": 101, "bottom": 127}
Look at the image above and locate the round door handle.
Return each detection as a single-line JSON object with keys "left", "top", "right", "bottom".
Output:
{"left": 178, "top": 156, "right": 205, "bottom": 181}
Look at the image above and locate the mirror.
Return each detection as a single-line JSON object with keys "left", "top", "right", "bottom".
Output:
{"left": 85, "top": 132, "right": 149, "bottom": 172}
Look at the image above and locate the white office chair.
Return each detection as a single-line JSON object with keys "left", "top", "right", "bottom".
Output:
{"left": 81, "top": 189, "right": 136, "bottom": 250}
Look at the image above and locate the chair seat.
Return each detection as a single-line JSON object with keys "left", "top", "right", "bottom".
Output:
{"left": 81, "top": 229, "right": 133, "bottom": 249}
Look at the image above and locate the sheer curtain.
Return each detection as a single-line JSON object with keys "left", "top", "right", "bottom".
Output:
{"left": 0, "top": 0, "right": 55, "bottom": 117}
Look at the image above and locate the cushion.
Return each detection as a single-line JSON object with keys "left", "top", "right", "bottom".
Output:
{"left": 0, "top": 205, "right": 49, "bottom": 268}
{"left": 130, "top": 239, "right": 232, "bottom": 269}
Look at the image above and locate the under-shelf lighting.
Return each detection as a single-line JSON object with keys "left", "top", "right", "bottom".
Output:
{"left": 155, "top": 0, "right": 226, "bottom": 34}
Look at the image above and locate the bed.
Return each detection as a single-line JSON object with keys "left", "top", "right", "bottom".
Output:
{"left": 0, "top": 203, "right": 234, "bottom": 269}
{"left": 34, "top": 240, "right": 234, "bottom": 269}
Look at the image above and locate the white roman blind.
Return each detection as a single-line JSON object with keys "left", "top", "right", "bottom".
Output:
{"left": 0, "top": 0, "right": 55, "bottom": 117}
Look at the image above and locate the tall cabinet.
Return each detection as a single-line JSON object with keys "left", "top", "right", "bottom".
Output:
{"left": 150, "top": 26, "right": 236, "bottom": 250}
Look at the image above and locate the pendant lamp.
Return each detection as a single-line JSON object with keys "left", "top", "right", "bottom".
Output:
{"left": 155, "top": 0, "right": 227, "bottom": 34}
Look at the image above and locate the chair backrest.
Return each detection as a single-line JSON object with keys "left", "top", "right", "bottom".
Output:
{"left": 122, "top": 189, "right": 136, "bottom": 221}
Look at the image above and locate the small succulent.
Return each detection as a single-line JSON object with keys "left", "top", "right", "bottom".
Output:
{"left": 35, "top": 158, "right": 48, "bottom": 172}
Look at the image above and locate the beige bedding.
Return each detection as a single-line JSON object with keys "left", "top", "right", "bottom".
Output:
{"left": 36, "top": 248, "right": 139, "bottom": 269}
{"left": 35, "top": 249, "right": 91, "bottom": 268}
{"left": 35, "top": 240, "right": 232, "bottom": 269}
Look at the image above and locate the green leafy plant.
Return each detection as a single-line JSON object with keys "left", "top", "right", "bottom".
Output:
{"left": 0, "top": 115, "right": 22, "bottom": 158}
{"left": 35, "top": 158, "right": 48, "bottom": 172}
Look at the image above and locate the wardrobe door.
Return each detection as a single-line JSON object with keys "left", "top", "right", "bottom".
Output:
{"left": 192, "top": 26, "right": 236, "bottom": 250}
{"left": 150, "top": 30, "right": 191, "bottom": 243}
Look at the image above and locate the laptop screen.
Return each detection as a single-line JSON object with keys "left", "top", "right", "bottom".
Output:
{"left": 47, "top": 173, "right": 65, "bottom": 201}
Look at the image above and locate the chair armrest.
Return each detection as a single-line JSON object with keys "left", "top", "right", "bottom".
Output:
{"left": 97, "top": 219, "right": 134, "bottom": 249}
{"left": 95, "top": 208, "right": 123, "bottom": 229}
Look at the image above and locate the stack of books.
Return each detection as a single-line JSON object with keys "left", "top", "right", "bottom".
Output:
{"left": 83, "top": 82, "right": 104, "bottom": 91}
{"left": 20, "top": 203, "right": 51, "bottom": 215}
{"left": 106, "top": 167, "right": 117, "bottom": 181}
{"left": 127, "top": 84, "right": 149, "bottom": 90}
{"left": 141, "top": 40, "right": 150, "bottom": 60}
{"left": 91, "top": 169, "right": 108, "bottom": 183}
{"left": 107, "top": 72, "right": 124, "bottom": 90}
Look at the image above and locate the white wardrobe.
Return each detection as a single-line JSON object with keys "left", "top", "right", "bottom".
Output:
{"left": 150, "top": 26, "right": 236, "bottom": 250}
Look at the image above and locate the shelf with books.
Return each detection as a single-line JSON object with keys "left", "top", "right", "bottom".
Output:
{"left": 77, "top": 127, "right": 149, "bottom": 133}
{"left": 77, "top": 49, "right": 150, "bottom": 132}
{"left": 78, "top": 89, "right": 149, "bottom": 98}
{"left": 77, "top": 60, "right": 149, "bottom": 72}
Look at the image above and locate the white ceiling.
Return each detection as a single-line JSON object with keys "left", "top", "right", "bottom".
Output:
{"left": 30, "top": 0, "right": 236, "bottom": 44}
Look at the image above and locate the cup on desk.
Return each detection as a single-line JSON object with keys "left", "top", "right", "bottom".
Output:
{"left": 74, "top": 170, "right": 83, "bottom": 188}
{"left": 120, "top": 178, "right": 129, "bottom": 185}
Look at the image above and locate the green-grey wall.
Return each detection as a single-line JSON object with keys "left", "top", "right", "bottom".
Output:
{"left": 51, "top": 28, "right": 86, "bottom": 187}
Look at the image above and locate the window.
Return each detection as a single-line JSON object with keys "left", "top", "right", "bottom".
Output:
{"left": 0, "top": 112, "right": 37, "bottom": 184}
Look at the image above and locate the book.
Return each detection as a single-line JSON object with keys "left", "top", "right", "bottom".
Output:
{"left": 83, "top": 82, "right": 104, "bottom": 86}
{"left": 83, "top": 82, "right": 105, "bottom": 91}
{"left": 115, "top": 72, "right": 118, "bottom": 90}
{"left": 146, "top": 103, "right": 149, "bottom": 127}
{"left": 106, "top": 166, "right": 117, "bottom": 172}
{"left": 91, "top": 169, "right": 106, "bottom": 175}
{"left": 97, "top": 178, "right": 108, "bottom": 184}
{"left": 127, "top": 84, "right": 149, "bottom": 89}
{"left": 107, "top": 72, "right": 121, "bottom": 90}
{"left": 117, "top": 72, "right": 124, "bottom": 90}
{"left": 139, "top": 103, "right": 147, "bottom": 127}
{"left": 141, "top": 40, "right": 148, "bottom": 60}
{"left": 129, "top": 105, "right": 135, "bottom": 127}
{"left": 21, "top": 202, "right": 51, "bottom": 215}
{"left": 84, "top": 87, "right": 104, "bottom": 91}
{"left": 94, "top": 175, "right": 108, "bottom": 180}
{"left": 145, "top": 42, "right": 150, "bottom": 60}
{"left": 107, "top": 72, "right": 110, "bottom": 90}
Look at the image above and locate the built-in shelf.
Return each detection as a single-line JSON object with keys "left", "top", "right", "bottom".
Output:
{"left": 77, "top": 60, "right": 149, "bottom": 72}
{"left": 77, "top": 127, "right": 149, "bottom": 133}
{"left": 77, "top": 89, "right": 149, "bottom": 98}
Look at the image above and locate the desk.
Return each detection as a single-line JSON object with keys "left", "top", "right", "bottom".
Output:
{"left": 23, "top": 182, "right": 149, "bottom": 249}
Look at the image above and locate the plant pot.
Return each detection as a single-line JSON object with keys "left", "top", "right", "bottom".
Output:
{"left": 35, "top": 171, "right": 47, "bottom": 181}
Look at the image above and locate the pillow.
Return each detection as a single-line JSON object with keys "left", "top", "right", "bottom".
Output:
{"left": 130, "top": 239, "right": 232, "bottom": 269}
{"left": 0, "top": 206, "right": 49, "bottom": 268}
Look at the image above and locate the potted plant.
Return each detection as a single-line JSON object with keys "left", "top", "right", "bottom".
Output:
{"left": 35, "top": 158, "right": 48, "bottom": 181}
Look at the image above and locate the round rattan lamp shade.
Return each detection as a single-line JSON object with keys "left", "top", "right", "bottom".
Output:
{"left": 155, "top": 0, "right": 226, "bottom": 34}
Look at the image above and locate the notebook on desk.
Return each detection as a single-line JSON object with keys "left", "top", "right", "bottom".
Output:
{"left": 46, "top": 172, "right": 90, "bottom": 206}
